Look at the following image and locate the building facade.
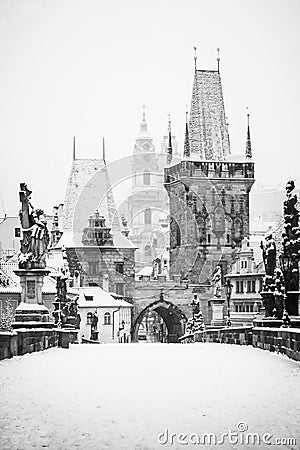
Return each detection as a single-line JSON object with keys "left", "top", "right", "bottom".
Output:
{"left": 226, "top": 238, "right": 264, "bottom": 326}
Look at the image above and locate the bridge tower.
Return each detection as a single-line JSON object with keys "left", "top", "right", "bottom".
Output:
{"left": 164, "top": 54, "right": 255, "bottom": 285}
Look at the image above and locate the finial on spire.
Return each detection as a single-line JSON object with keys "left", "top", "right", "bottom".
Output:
{"left": 185, "top": 105, "right": 188, "bottom": 123}
{"left": 184, "top": 107, "right": 190, "bottom": 158}
{"left": 245, "top": 107, "right": 252, "bottom": 159}
{"left": 217, "top": 48, "right": 220, "bottom": 73}
{"left": 142, "top": 104, "right": 146, "bottom": 122}
{"left": 102, "top": 137, "right": 106, "bottom": 164}
{"left": 166, "top": 114, "right": 173, "bottom": 164}
{"left": 193, "top": 46, "right": 197, "bottom": 71}
{"left": 73, "top": 136, "right": 76, "bottom": 160}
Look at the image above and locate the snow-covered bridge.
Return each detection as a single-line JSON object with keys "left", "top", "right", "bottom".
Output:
{"left": 1, "top": 343, "right": 300, "bottom": 449}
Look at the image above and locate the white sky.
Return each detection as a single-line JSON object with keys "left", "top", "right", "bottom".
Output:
{"left": 0, "top": 0, "right": 300, "bottom": 215}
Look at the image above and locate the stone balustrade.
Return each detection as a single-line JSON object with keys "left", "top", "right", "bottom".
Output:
{"left": 191, "top": 326, "right": 300, "bottom": 362}
{"left": 0, "top": 328, "right": 78, "bottom": 360}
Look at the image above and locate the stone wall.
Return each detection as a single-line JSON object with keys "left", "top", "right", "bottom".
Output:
{"left": 192, "top": 326, "right": 300, "bottom": 362}
{"left": 0, "top": 328, "right": 78, "bottom": 360}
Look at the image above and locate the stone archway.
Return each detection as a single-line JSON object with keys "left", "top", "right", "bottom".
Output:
{"left": 132, "top": 299, "right": 187, "bottom": 343}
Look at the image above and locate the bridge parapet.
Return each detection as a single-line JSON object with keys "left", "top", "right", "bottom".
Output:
{"left": 192, "top": 326, "right": 300, "bottom": 362}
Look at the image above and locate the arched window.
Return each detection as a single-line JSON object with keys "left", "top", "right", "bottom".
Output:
{"left": 144, "top": 208, "right": 151, "bottom": 224}
{"left": 104, "top": 312, "right": 111, "bottom": 325}
{"left": 143, "top": 170, "right": 150, "bottom": 185}
{"left": 144, "top": 245, "right": 151, "bottom": 257}
{"left": 87, "top": 312, "right": 93, "bottom": 325}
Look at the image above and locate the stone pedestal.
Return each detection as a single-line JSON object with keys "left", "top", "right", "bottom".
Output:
{"left": 210, "top": 297, "right": 225, "bottom": 327}
{"left": 12, "top": 269, "right": 51, "bottom": 329}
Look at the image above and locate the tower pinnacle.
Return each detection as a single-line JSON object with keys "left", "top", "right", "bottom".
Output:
{"left": 217, "top": 48, "right": 220, "bottom": 73}
{"left": 183, "top": 107, "right": 190, "bottom": 158}
{"left": 73, "top": 136, "right": 76, "bottom": 160}
{"left": 193, "top": 46, "right": 197, "bottom": 71}
{"left": 166, "top": 114, "right": 173, "bottom": 164}
{"left": 245, "top": 107, "right": 252, "bottom": 159}
{"left": 102, "top": 137, "right": 106, "bottom": 164}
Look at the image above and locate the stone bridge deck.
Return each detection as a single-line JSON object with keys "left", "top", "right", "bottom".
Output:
{"left": 1, "top": 343, "right": 300, "bottom": 449}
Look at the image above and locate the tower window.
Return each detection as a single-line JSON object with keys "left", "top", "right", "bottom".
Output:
{"left": 144, "top": 208, "right": 151, "bottom": 224}
{"left": 143, "top": 170, "right": 150, "bottom": 185}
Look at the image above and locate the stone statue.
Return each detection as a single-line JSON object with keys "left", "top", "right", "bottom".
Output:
{"left": 213, "top": 266, "right": 222, "bottom": 297}
{"left": 18, "top": 183, "right": 50, "bottom": 269}
{"left": 260, "top": 233, "right": 276, "bottom": 277}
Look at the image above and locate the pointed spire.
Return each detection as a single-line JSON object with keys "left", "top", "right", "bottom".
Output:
{"left": 245, "top": 108, "right": 252, "bottom": 159}
{"left": 166, "top": 113, "right": 173, "bottom": 165}
{"left": 193, "top": 46, "right": 197, "bottom": 72}
{"left": 183, "top": 107, "right": 190, "bottom": 158}
{"left": 217, "top": 48, "right": 220, "bottom": 73}
{"left": 73, "top": 136, "right": 76, "bottom": 160}
{"left": 102, "top": 137, "right": 106, "bottom": 164}
{"left": 139, "top": 104, "right": 149, "bottom": 135}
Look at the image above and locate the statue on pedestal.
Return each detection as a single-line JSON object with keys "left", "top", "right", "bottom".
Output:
{"left": 260, "top": 233, "right": 276, "bottom": 277}
{"left": 212, "top": 266, "right": 222, "bottom": 298}
{"left": 18, "top": 183, "right": 50, "bottom": 269}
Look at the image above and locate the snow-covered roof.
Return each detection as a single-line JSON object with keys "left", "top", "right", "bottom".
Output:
{"left": 136, "top": 266, "right": 153, "bottom": 277}
{"left": 54, "top": 230, "right": 136, "bottom": 250}
{"left": 70, "top": 286, "right": 133, "bottom": 308}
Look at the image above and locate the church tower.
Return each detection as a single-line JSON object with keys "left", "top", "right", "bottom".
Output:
{"left": 126, "top": 106, "right": 170, "bottom": 268}
{"left": 164, "top": 52, "right": 255, "bottom": 284}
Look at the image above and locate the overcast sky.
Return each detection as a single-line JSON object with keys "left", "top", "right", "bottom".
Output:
{"left": 1, "top": 0, "right": 300, "bottom": 215}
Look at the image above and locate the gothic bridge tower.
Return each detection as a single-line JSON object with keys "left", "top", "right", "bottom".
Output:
{"left": 164, "top": 53, "right": 255, "bottom": 284}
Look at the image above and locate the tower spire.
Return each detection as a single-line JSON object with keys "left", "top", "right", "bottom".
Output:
{"left": 217, "top": 48, "right": 220, "bottom": 73}
{"left": 166, "top": 113, "right": 173, "bottom": 164}
{"left": 183, "top": 107, "right": 190, "bottom": 158}
{"left": 193, "top": 46, "right": 197, "bottom": 72}
{"left": 102, "top": 137, "right": 106, "bottom": 164}
{"left": 73, "top": 136, "right": 76, "bottom": 160}
{"left": 245, "top": 107, "right": 252, "bottom": 159}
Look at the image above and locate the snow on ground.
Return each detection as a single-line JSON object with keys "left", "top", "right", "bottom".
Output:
{"left": 0, "top": 343, "right": 300, "bottom": 449}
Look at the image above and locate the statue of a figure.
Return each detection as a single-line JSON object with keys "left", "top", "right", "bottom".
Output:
{"left": 260, "top": 233, "right": 276, "bottom": 277}
{"left": 18, "top": 183, "right": 50, "bottom": 269}
{"left": 213, "top": 266, "right": 222, "bottom": 297}
{"left": 92, "top": 311, "right": 98, "bottom": 331}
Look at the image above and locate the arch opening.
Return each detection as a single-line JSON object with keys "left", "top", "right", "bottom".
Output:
{"left": 132, "top": 299, "right": 187, "bottom": 343}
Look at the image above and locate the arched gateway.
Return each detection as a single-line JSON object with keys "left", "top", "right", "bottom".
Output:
{"left": 132, "top": 299, "right": 187, "bottom": 343}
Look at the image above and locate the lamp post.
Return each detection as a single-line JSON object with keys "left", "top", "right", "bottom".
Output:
{"left": 225, "top": 278, "right": 233, "bottom": 326}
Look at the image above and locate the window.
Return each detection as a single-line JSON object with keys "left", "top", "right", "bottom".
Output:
{"left": 252, "top": 280, "right": 256, "bottom": 293}
{"left": 143, "top": 170, "right": 150, "bottom": 185}
{"left": 241, "top": 260, "right": 247, "bottom": 269}
{"left": 15, "top": 227, "right": 21, "bottom": 238}
{"left": 207, "top": 234, "right": 211, "bottom": 244}
{"left": 104, "top": 312, "right": 111, "bottom": 325}
{"left": 115, "top": 262, "right": 124, "bottom": 274}
{"left": 144, "top": 208, "right": 151, "bottom": 224}
{"left": 259, "top": 279, "right": 263, "bottom": 292}
{"left": 88, "top": 262, "right": 98, "bottom": 275}
{"left": 226, "top": 234, "right": 230, "bottom": 244}
{"left": 247, "top": 281, "right": 251, "bottom": 293}
{"left": 236, "top": 280, "right": 244, "bottom": 294}
{"left": 87, "top": 312, "right": 93, "bottom": 325}
{"left": 85, "top": 296, "right": 93, "bottom": 301}
{"left": 115, "top": 283, "right": 124, "bottom": 296}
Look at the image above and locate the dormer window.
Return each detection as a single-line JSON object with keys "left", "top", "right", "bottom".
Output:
{"left": 85, "top": 295, "right": 93, "bottom": 301}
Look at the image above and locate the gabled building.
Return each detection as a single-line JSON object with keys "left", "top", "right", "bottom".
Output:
{"left": 225, "top": 238, "right": 264, "bottom": 326}
{"left": 51, "top": 142, "right": 136, "bottom": 300}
